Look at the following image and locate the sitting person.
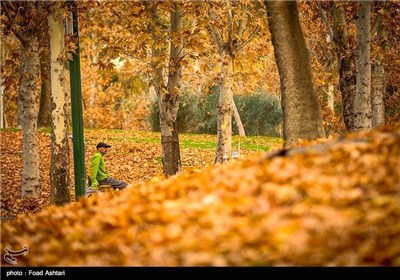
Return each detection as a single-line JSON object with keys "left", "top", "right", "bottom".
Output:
{"left": 88, "top": 142, "right": 127, "bottom": 192}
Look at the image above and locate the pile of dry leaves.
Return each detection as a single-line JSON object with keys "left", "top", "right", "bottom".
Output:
{"left": 1, "top": 124, "right": 400, "bottom": 266}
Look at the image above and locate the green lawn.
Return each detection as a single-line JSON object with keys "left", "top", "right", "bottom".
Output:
{"left": 83, "top": 128, "right": 283, "bottom": 152}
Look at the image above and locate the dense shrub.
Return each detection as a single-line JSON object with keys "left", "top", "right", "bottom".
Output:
{"left": 149, "top": 88, "right": 282, "bottom": 136}
{"left": 233, "top": 90, "right": 282, "bottom": 136}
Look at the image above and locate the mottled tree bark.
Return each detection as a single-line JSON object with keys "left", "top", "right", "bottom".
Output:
{"left": 37, "top": 24, "right": 52, "bottom": 128}
{"left": 372, "top": 57, "right": 385, "bottom": 128}
{"left": 215, "top": 72, "right": 233, "bottom": 163}
{"left": 0, "top": 72, "right": 3, "bottom": 129}
{"left": 19, "top": 35, "right": 41, "bottom": 197}
{"left": 49, "top": 1, "right": 71, "bottom": 205}
{"left": 331, "top": 2, "right": 356, "bottom": 132}
{"left": 354, "top": 1, "right": 372, "bottom": 131}
{"left": 208, "top": 6, "right": 233, "bottom": 162}
{"left": 149, "top": 2, "right": 182, "bottom": 175}
{"left": 372, "top": 17, "right": 386, "bottom": 128}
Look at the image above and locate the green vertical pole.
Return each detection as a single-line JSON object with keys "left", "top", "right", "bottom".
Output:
{"left": 69, "top": 2, "right": 86, "bottom": 199}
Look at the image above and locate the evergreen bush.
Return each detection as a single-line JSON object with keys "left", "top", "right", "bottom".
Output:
{"left": 233, "top": 90, "right": 282, "bottom": 136}
{"left": 148, "top": 88, "right": 282, "bottom": 136}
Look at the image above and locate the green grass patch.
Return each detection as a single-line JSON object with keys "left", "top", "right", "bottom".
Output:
{"left": 0, "top": 128, "right": 21, "bottom": 132}
{"left": 38, "top": 127, "right": 52, "bottom": 134}
{"left": 233, "top": 135, "right": 283, "bottom": 152}
{"left": 84, "top": 129, "right": 283, "bottom": 152}
{"left": 181, "top": 139, "right": 216, "bottom": 149}
{"left": 109, "top": 136, "right": 160, "bottom": 144}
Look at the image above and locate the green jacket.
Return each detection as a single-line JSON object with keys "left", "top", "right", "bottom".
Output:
{"left": 90, "top": 151, "right": 109, "bottom": 187}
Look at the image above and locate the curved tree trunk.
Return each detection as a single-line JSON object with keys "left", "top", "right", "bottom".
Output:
{"left": 49, "top": 2, "right": 71, "bottom": 205}
{"left": 19, "top": 36, "right": 41, "bottom": 197}
{"left": 354, "top": 1, "right": 372, "bottom": 131}
{"left": 265, "top": 1, "right": 325, "bottom": 147}
{"left": 232, "top": 97, "right": 246, "bottom": 137}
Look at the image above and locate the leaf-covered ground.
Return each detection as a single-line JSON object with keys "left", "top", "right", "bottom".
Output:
{"left": 0, "top": 129, "right": 282, "bottom": 218}
{"left": 1, "top": 124, "right": 399, "bottom": 266}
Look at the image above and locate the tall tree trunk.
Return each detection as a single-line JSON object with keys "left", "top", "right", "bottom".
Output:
{"left": 37, "top": 25, "right": 52, "bottom": 128}
{"left": 49, "top": 2, "right": 71, "bottom": 205}
{"left": 88, "top": 51, "right": 98, "bottom": 128}
{"left": 215, "top": 67, "right": 233, "bottom": 163}
{"left": 86, "top": 12, "right": 98, "bottom": 129}
{"left": 372, "top": 19, "right": 385, "bottom": 128}
{"left": 149, "top": 2, "right": 182, "bottom": 175}
{"left": 232, "top": 97, "right": 246, "bottom": 136}
{"left": 207, "top": 1, "right": 259, "bottom": 160}
{"left": 372, "top": 57, "right": 385, "bottom": 128}
{"left": 208, "top": 7, "right": 233, "bottom": 162}
{"left": 331, "top": 2, "right": 356, "bottom": 132}
{"left": 0, "top": 47, "right": 5, "bottom": 129}
{"left": 0, "top": 74, "right": 3, "bottom": 129}
{"left": 19, "top": 36, "right": 41, "bottom": 197}
{"left": 354, "top": 1, "right": 372, "bottom": 131}
{"left": 161, "top": 2, "right": 182, "bottom": 175}
{"left": 265, "top": 1, "right": 325, "bottom": 147}
{"left": 316, "top": 2, "right": 336, "bottom": 120}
